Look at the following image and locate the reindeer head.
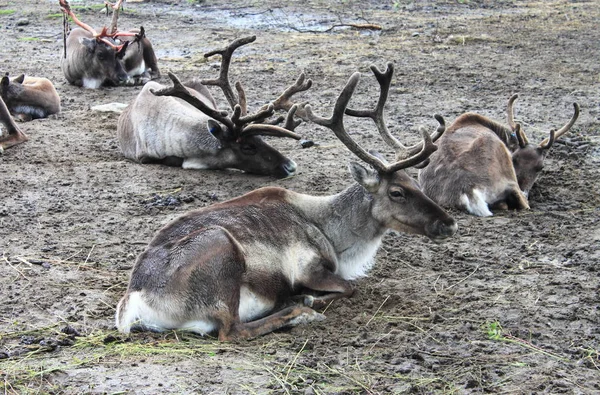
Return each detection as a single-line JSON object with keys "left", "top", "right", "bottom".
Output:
{"left": 0, "top": 73, "right": 25, "bottom": 103}
{"left": 306, "top": 63, "right": 457, "bottom": 241}
{"left": 60, "top": 0, "right": 133, "bottom": 87}
{"left": 151, "top": 36, "right": 311, "bottom": 179}
{"left": 505, "top": 94, "right": 580, "bottom": 196}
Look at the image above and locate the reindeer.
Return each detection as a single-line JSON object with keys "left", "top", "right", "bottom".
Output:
{"left": 59, "top": 0, "right": 159, "bottom": 88}
{"left": 115, "top": 63, "right": 458, "bottom": 340}
{"left": 117, "top": 36, "right": 310, "bottom": 179}
{"left": 0, "top": 96, "right": 28, "bottom": 153}
{"left": 418, "top": 94, "right": 580, "bottom": 217}
{"left": 0, "top": 74, "right": 61, "bottom": 121}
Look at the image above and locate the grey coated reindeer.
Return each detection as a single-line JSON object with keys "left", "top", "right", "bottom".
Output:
{"left": 115, "top": 63, "right": 458, "bottom": 340}
{"left": 59, "top": 0, "right": 159, "bottom": 88}
{"left": 419, "top": 94, "right": 579, "bottom": 216}
{"left": 117, "top": 36, "right": 310, "bottom": 179}
{"left": 0, "top": 74, "right": 61, "bottom": 121}
{"left": 0, "top": 96, "right": 28, "bottom": 153}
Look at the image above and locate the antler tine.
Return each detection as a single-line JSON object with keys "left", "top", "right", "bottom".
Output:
{"left": 284, "top": 104, "right": 303, "bottom": 131}
{"left": 405, "top": 113, "right": 447, "bottom": 156}
{"left": 238, "top": 104, "right": 302, "bottom": 139}
{"left": 234, "top": 81, "right": 248, "bottom": 116}
{"left": 239, "top": 124, "right": 301, "bottom": 140}
{"left": 269, "top": 73, "right": 313, "bottom": 120}
{"left": 385, "top": 127, "right": 438, "bottom": 173}
{"left": 540, "top": 102, "right": 580, "bottom": 147}
{"left": 151, "top": 72, "right": 234, "bottom": 131}
{"left": 237, "top": 104, "right": 275, "bottom": 125}
{"left": 345, "top": 62, "right": 405, "bottom": 153}
{"left": 305, "top": 72, "right": 388, "bottom": 173}
{"left": 202, "top": 35, "right": 257, "bottom": 110}
{"left": 507, "top": 93, "right": 519, "bottom": 131}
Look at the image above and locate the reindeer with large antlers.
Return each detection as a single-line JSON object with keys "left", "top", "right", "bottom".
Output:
{"left": 115, "top": 63, "right": 457, "bottom": 340}
{"left": 419, "top": 94, "right": 580, "bottom": 216}
{"left": 59, "top": 0, "right": 159, "bottom": 88}
{"left": 118, "top": 36, "right": 309, "bottom": 178}
{"left": 0, "top": 96, "right": 28, "bottom": 153}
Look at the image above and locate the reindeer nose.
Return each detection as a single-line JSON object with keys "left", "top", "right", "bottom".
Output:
{"left": 431, "top": 218, "right": 458, "bottom": 240}
{"left": 281, "top": 160, "right": 297, "bottom": 176}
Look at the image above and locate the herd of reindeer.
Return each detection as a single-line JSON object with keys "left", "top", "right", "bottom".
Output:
{"left": 0, "top": 0, "right": 580, "bottom": 341}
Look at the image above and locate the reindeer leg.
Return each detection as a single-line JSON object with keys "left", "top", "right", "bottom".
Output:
{"left": 220, "top": 305, "right": 325, "bottom": 341}
{"left": 0, "top": 97, "right": 27, "bottom": 151}
{"left": 294, "top": 266, "right": 355, "bottom": 309}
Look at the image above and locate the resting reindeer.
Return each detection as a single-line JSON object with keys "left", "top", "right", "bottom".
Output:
{"left": 118, "top": 36, "right": 310, "bottom": 179}
{"left": 59, "top": 0, "right": 159, "bottom": 88}
{"left": 115, "top": 63, "right": 458, "bottom": 340}
{"left": 0, "top": 96, "right": 28, "bottom": 153}
{"left": 0, "top": 74, "right": 61, "bottom": 121}
{"left": 419, "top": 94, "right": 579, "bottom": 216}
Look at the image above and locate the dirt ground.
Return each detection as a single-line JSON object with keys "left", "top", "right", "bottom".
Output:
{"left": 1, "top": 0, "right": 599, "bottom": 393}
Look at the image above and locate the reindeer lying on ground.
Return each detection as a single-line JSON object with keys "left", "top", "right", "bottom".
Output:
{"left": 115, "top": 63, "right": 457, "bottom": 340}
{"left": 0, "top": 74, "right": 61, "bottom": 121}
{"left": 0, "top": 96, "right": 28, "bottom": 153}
{"left": 118, "top": 36, "right": 310, "bottom": 179}
{"left": 419, "top": 94, "right": 579, "bottom": 216}
{"left": 59, "top": 0, "right": 159, "bottom": 88}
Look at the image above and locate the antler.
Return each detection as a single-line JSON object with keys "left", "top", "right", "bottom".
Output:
{"left": 539, "top": 102, "right": 580, "bottom": 148}
{"left": 202, "top": 36, "right": 257, "bottom": 110}
{"left": 195, "top": 36, "right": 306, "bottom": 140}
{"left": 345, "top": 63, "right": 445, "bottom": 160}
{"left": 268, "top": 73, "right": 312, "bottom": 120}
{"left": 507, "top": 93, "right": 519, "bottom": 132}
{"left": 509, "top": 93, "right": 580, "bottom": 149}
{"left": 152, "top": 72, "right": 301, "bottom": 141}
{"left": 59, "top": 0, "right": 131, "bottom": 51}
{"left": 305, "top": 70, "right": 437, "bottom": 174}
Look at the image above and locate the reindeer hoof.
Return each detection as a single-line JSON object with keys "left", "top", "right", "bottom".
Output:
{"left": 303, "top": 295, "right": 315, "bottom": 307}
{"left": 288, "top": 308, "right": 326, "bottom": 327}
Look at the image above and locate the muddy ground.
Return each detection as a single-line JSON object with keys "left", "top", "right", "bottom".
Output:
{"left": 1, "top": 0, "right": 599, "bottom": 393}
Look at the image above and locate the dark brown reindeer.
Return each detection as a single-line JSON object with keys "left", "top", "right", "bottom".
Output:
{"left": 0, "top": 96, "right": 28, "bottom": 153}
{"left": 115, "top": 63, "right": 457, "bottom": 340}
{"left": 117, "top": 36, "right": 310, "bottom": 178}
{"left": 59, "top": 0, "right": 159, "bottom": 88}
{"left": 419, "top": 94, "right": 579, "bottom": 216}
{"left": 0, "top": 74, "right": 61, "bottom": 121}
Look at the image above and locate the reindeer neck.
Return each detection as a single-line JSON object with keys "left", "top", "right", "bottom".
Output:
{"left": 291, "top": 183, "right": 386, "bottom": 278}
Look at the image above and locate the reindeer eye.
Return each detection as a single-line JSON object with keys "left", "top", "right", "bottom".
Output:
{"left": 97, "top": 53, "right": 106, "bottom": 61}
{"left": 389, "top": 189, "right": 405, "bottom": 200}
{"left": 241, "top": 144, "right": 257, "bottom": 155}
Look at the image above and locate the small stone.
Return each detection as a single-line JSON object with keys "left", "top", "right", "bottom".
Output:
{"left": 91, "top": 102, "right": 129, "bottom": 114}
{"left": 300, "top": 139, "right": 315, "bottom": 148}
{"left": 16, "top": 18, "right": 30, "bottom": 26}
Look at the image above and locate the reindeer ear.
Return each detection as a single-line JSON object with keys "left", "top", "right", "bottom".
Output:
{"left": 349, "top": 162, "right": 380, "bottom": 192}
{"left": 14, "top": 74, "right": 25, "bottom": 84}
{"left": 207, "top": 119, "right": 234, "bottom": 144}
{"left": 0, "top": 75, "right": 8, "bottom": 89}
{"left": 116, "top": 41, "right": 129, "bottom": 60}
{"left": 79, "top": 37, "right": 97, "bottom": 53}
